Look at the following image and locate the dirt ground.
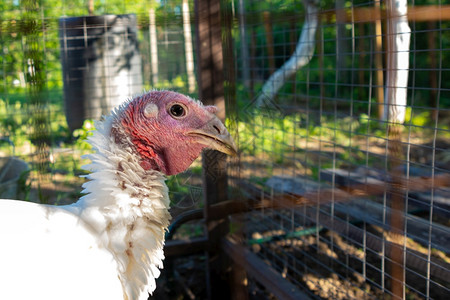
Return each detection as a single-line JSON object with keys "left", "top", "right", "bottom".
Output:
{"left": 244, "top": 211, "right": 449, "bottom": 299}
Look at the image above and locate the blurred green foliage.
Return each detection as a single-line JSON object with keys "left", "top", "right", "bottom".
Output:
{"left": 0, "top": 0, "right": 448, "bottom": 195}
{"left": 235, "top": 0, "right": 450, "bottom": 112}
{"left": 72, "top": 120, "right": 95, "bottom": 151}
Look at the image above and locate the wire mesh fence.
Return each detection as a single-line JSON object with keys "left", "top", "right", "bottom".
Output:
{"left": 0, "top": 2, "right": 210, "bottom": 297}
{"left": 0, "top": 0, "right": 202, "bottom": 208}
{"left": 1, "top": 0, "right": 450, "bottom": 299}
{"left": 228, "top": 0, "right": 450, "bottom": 299}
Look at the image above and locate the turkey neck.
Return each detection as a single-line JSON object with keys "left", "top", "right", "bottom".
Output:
{"left": 74, "top": 110, "right": 172, "bottom": 235}
{"left": 68, "top": 112, "right": 172, "bottom": 298}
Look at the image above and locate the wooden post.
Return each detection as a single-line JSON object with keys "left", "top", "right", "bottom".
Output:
{"left": 336, "top": 0, "right": 347, "bottom": 82}
{"left": 387, "top": 125, "right": 405, "bottom": 300}
{"left": 88, "top": 0, "right": 94, "bottom": 15}
{"left": 238, "top": 0, "right": 251, "bottom": 90}
{"left": 149, "top": 8, "right": 159, "bottom": 86}
{"left": 384, "top": 0, "right": 410, "bottom": 298}
{"left": 384, "top": 0, "right": 410, "bottom": 123}
{"left": 223, "top": 1, "right": 248, "bottom": 298}
{"left": 250, "top": 28, "right": 257, "bottom": 99}
{"left": 374, "top": 0, "right": 384, "bottom": 120}
{"left": 194, "top": 0, "right": 230, "bottom": 298}
{"left": 182, "top": 0, "right": 196, "bottom": 93}
{"left": 263, "top": 11, "right": 276, "bottom": 75}
{"left": 427, "top": 21, "right": 438, "bottom": 121}
{"left": 358, "top": 22, "right": 366, "bottom": 100}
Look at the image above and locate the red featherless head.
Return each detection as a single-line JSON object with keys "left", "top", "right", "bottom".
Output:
{"left": 114, "top": 90, "right": 237, "bottom": 175}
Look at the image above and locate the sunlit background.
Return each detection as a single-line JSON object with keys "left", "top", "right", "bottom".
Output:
{"left": 1, "top": 0, "right": 449, "bottom": 299}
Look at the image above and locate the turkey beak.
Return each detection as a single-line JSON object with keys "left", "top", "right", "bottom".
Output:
{"left": 187, "top": 116, "right": 238, "bottom": 156}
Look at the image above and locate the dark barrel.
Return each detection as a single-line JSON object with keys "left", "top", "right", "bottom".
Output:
{"left": 59, "top": 14, "right": 143, "bottom": 131}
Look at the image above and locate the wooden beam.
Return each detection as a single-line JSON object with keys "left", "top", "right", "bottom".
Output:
{"left": 408, "top": 5, "right": 450, "bottom": 22}
{"left": 297, "top": 205, "right": 450, "bottom": 285}
{"left": 333, "top": 198, "right": 449, "bottom": 255}
{"left": 243, "top": 6, "right": 450, "bottom": 25}
{"left": 223, "top": 235, "right": 312, "bottom": 300}
{"left": 322, "top": 5, "right": 450, "bottom": 23}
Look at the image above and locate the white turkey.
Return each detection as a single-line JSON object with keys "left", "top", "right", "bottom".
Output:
{"left": 0, "top": 90, "right": 237, "bottom": 300}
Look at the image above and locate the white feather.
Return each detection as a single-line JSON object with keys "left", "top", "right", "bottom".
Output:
{"left": 0, "top": 110, "right": 171, "bottom": 300}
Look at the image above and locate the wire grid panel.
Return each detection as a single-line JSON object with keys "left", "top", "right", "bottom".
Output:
{"left": 0, "top": 1, "right": 210, "bottom": 298}
{"left": 228, "top": 0, "right": 450, "bottom": 299}
{"left": 0, "top": 1, "right": 201, "bottom": 209}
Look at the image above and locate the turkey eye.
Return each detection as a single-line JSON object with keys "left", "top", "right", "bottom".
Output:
{"left": 169, "top": 104, "right": 186, "bottom": 118}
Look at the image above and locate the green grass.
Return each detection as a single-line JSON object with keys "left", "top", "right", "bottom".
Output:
{"left": 234, "top": 102, "right": 446, "bottom": 181}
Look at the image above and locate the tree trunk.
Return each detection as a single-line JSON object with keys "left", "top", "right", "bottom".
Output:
{"left": 255, "top": 0, "right": 318, "bottom": 106}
